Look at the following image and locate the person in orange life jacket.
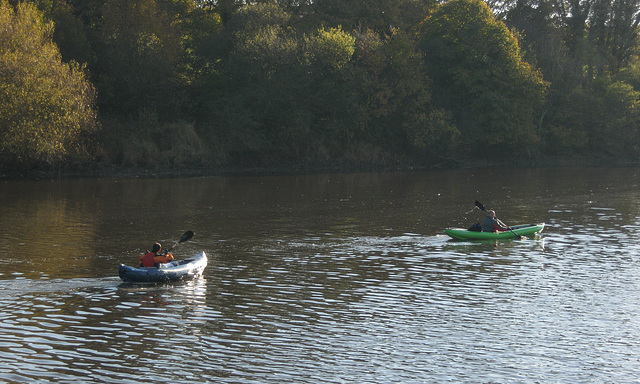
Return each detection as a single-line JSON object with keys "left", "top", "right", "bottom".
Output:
{"left": 139, "top": 243, "right": 174, "bottom": 267}
{"left": 481, "top": 210, "right": 509, "bottom": 232}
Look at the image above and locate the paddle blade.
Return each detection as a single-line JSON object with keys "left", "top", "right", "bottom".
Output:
{"left": 178, "top": 230, "right": 194, "bottom": 243}
{"left": 475, "top": 201, "right": 486, "bottom": 211}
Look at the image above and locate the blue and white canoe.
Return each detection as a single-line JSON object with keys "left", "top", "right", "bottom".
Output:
{"left": 119, "top": 251, "right": 208, "bottom": 283}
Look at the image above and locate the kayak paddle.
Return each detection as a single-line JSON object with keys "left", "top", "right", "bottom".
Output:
{"left": 475, "top": 200, "right": 487, "bottom": 212}
{"left": 168, "top": 230, "right": 195, "bottom": 251}
{"left": 474, "top": 201, "right": 521, "bottom": 239}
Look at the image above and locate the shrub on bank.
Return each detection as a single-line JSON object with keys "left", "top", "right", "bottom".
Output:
{"left": 96, "top": 118, "right": 217, "bottom": 170}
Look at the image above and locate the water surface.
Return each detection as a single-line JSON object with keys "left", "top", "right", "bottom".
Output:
{"left": 1, "top": 167, "right": 639, "bottom": 383}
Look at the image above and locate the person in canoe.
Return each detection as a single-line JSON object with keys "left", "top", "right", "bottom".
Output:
{"left": 139, "top": 242, "right": 174, "bottom": 267}
{"left": 481, "top": 210, "right": 510, "bottom": 232}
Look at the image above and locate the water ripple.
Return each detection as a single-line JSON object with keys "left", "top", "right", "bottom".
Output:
{"left": 2, "top": 222, "right": 640, "bottom": 382}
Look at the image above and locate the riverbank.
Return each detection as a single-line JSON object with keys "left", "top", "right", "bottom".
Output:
{"left": 2, "top": 155, "right": 639, "bottom": 180}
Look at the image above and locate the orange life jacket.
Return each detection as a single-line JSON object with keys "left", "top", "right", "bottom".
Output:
{"left": 154, "top": 253, "right": 174, "bottom": 264}
{"left": 140, "top": 252, "right": 156, "bottom": 267}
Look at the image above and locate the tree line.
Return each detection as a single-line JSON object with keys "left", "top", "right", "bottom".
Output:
{"left": 1, "top": 0, "right": 640, "bottom": 174}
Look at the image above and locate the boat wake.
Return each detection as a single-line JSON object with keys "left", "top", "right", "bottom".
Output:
{"left": 0, "top": 276, "right": 122, "bottom": 294}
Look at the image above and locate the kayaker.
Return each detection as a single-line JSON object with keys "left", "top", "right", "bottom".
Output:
{"left": 481, "top": 210, "right": 509, "bottom": 232}
{"left": 140, "top": 243, "right": 174, "bottom": 267}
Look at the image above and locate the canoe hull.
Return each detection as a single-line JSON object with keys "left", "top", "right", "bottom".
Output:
{"left": 119, "top": 251, "right": 208, "bottom": 283}
{"left": 445, "top": 224, "right": 545, "bottom": 240}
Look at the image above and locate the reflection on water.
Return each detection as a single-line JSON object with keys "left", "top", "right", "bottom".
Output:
{"left": 1, "top": 168, "right": 640, "bottom": 383}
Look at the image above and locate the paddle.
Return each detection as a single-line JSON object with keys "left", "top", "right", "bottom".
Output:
{"left": 167, "top": 230, "right": 195, "bottom": 252}
{"left": 474, "top": 201, "right": 521, "bottom": 239}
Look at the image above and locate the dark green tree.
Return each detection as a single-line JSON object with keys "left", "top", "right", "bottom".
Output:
{"left": 420, "top": 0, "right": 547, "bottom": 158}
{"left": 197, "top": 2, "right": 302, "bottom": 162}
{"left": 310, "top": 0, "right": 434, "bottom": 35}
{"left": 94, "top": 0, "right": 183, "bottom": 116}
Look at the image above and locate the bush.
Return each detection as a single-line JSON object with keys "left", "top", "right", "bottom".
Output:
{"left": 0, "top": 1, "right": 98, "bottom": 167}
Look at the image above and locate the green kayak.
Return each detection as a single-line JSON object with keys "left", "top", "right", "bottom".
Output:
{"left": 445, "top": 223, "right": 545, "bottom": 240}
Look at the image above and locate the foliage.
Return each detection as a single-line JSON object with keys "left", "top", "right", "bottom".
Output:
{"left": 5, "top": 0, "right": 640, "bottom": 174}
{"left": 97, "top": 115, "right": 215, "bottom": 168}
{"left": 95, "top": 0, "right": 184, "bottom": 116}
{"left": 306, "top": 27, "right": 355, "bottom": 70}
{"left": 547, "top": 78, "right": 640, "bottom": 156}
{"left": 0, "top": 1, "right": 98, "bottom": 166}
{"left": 419, "top": 0, "right": 547, "bottom": 157}
{"left": 310, "top": 0, "right": 435, "bottom": 36}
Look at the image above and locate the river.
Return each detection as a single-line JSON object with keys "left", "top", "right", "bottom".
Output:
{"left": 0, "top": 167, "right": 639, "bottom": 383}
